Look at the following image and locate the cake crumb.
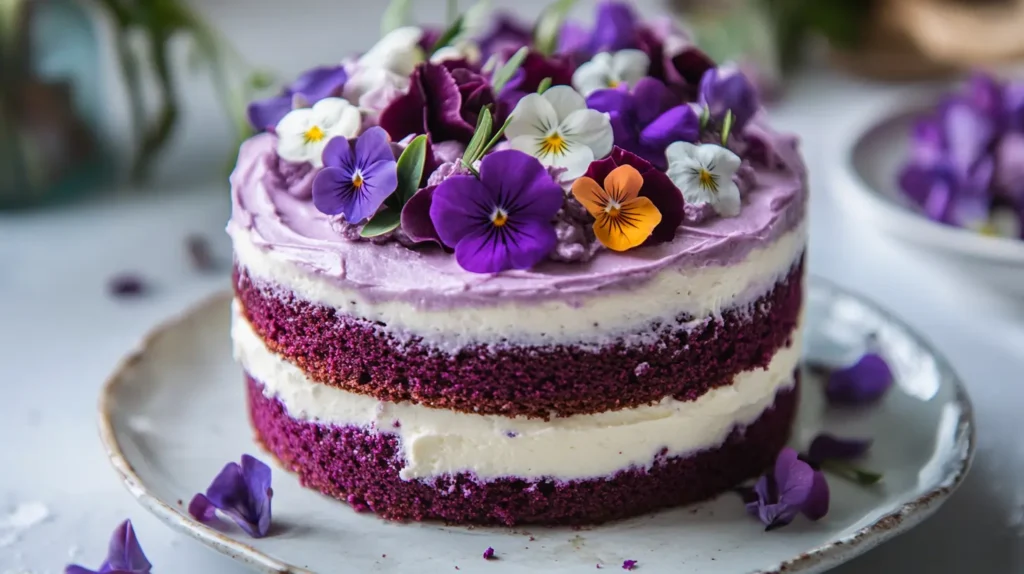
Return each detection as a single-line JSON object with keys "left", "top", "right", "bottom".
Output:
{"left": 529, "top": 536, "right": 535, "bottom": 541}
{"left": 483, "top": 547, "right": 495, "bottom": 560}
{"left": 108, "top": 274, "right": 147, "bottom": 298}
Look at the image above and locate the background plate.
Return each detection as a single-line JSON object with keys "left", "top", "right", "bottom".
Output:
{"left": 99, "top": 280, "right": 973, "bottom": 573}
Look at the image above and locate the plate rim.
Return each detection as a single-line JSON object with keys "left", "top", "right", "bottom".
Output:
{"left": 97, "top": 282, "right": 975, "bottom": 574}
{"left": 835, "top": 100, "right": 1024, "bottom": 264}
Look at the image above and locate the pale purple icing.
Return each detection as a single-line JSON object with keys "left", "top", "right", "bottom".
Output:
{"left": 229, "top": 125, "right": 807, "bottom": 308}
{"left": 261, "top": 136, "right": 317, "bottom": 199}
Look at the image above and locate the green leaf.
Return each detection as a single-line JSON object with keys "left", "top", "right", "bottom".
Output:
{"left": 482, "top": 113, "right": 514, "bottom": 156}
{"left": 360, "top": 209, "right": 402, "bottom": 238}
{"left": 537, "top": 77, "right": 552, "bottom": 94}
{"left": 699, "top": 105, "right": 711, "bottom": 131}
{"left": 491, "top": 46, "right": 529, "bottom": 94}
{"left": 447, "top": 0, "right": 459, "bottom": 25}
{"left": 431, "top": 14, "right": 465, "bottom": 55}
{"left": 461, "top": 159, "right": 481, "bottom": 178}
{"left": 533, "top": 0, "right": 578, "bottom": 56}
{"left": 721, "top": 109, "right": 735, "bottom": 145}
{"left": 381, "top": 0, "right": 413, "bottom": 37}
{"left": 822, "top": 460, "right": 883, "bottom": 486}
{"left": 394, "top": 134, "right": 429, "bottom": 205}
{"left": 463, "top": 107, "right": 493, "bottom": 166}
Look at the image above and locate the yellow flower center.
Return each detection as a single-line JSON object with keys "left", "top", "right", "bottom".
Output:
{"left": 352, "top": 172, "right": 364, "bottom": 189}
{"left": 539, "top": 132, "right": 569, "bottom": 157}
{"left": 604, "top": 200, "right": 622, "bottom": 218}
{"left": 698, "top": 168, "right": 718, "bottom": 193}
{"left": 304, "top": 125, "right": 326, "bottom": 144}
{"left": 606, "top": 78, "right": 620, "bottom": 88}
{"left": 978, "top": 222, "right": 999, "bottom": 237}
{"left": 491, "top": 208, "right": 509, "bottom": 227}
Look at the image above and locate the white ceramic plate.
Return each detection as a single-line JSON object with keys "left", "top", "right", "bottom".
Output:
{"left": 99, "top": 281, "right": 973, "bottom": 574}
{"left": 834, "top": 102, "right": 1024, "bottom": 296}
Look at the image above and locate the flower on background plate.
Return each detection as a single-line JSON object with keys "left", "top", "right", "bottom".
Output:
{"left": 247, "top": 66, "right": 349, "bottom": 132}
{"left": 189, "top": 454, "right": 273, "bottom": 538}
{"left": 312, "top": 127, "right": 399, "bottom": 224}
{"left": 587, "top": 77, "right": 699, "bottom": 169}
{"left": 698, "top": 63, "right": 760, "bottom": 133}
{"left": 826, "top": 352, "right": 893, "bottom": 406}
{"left": 741, "top": 447, "right": 829, "bottom": 531}
{"left": 572, "top": 165, "right": 662, "bottom": 251}
{"left": 65, "top": 520, "right": 151, "bottom": 574}
{"left": 573, "top": 50, "right": 651, "bottom": 97}
{"left": 807, "top": 434, "right": 872, "bottom": 464}
{"left": 275, "top": 98, "right": 361, "bottom": 167}
{"left": 505, "top": 86, "right": 613, "bottom": 179}
{"left": 666, "top": 141, "right": 743, "bottom": 217}
{"left": 429, "top": 150, "right": 563, "bottom": 273}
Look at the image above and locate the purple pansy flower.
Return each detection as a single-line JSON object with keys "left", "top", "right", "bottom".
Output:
{"left": 587, "top": 78, "right": 700, "bottom": 170}
{"left": 741, "top": 448, "right": 829, "bottom": 531}
{"left": 188, "top": 454, "right": 273, "bottom": 538}
{"left": 429, "top": 150, "right": 562, "bottom": 273}
{"left": 699, "top": 63, "right": 760, "bottom": 134}
{"left": 499, "top": 51, "right": 575, "bottom": 110}
{"left": 807, "top": 434, "right": 873, "bottom": 463}
{"left": 583, "top": 146, "right": 685, "bottom": 243}
{"left": 312, "top": 127, "right": 399, "bottom": 224}
{"left": 379, "top": 62, "right": 476, "bottom": 144}
{"left": 65, "top": 520, "right": 151, "bottom": 574}
{"left": 826, "top": 352, "right": 894, "bottom": 406}
{"left": 247, "top": 66, "right": 348, "bottom": 131}
{"left": 560, "top": 1, "right": 639, "bottom": 60}
{"left": 445, "top": 64, "right": 505, "bottom": 129}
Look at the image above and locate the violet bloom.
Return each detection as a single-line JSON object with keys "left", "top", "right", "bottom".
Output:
{"left": 587, "top": 78, "right": 700, "bottom": 170}
{"left": 189, "top": 454, "right": 273, "bottom": 538}
{"left": 807, "top": 434, "right": 872, "bottom": 463}
{"left": 560, "top": 1, "right": 639, "bottom": 59}
{"left": 429, "top": 150, "right": 562, "bottom": 273}
{"left": 247, "top": 66, "right": 348, "bottom": 131}
{"left": 826, "top": 352, "right": 894, "bottom": 406}
{"left": 66, "top": 520, "right": 151, "bottom": 574}
{"left": 379, "top": 62, "right": 476, "bottom": 144}
{"left": 742, "top": 448, "right": 829, "bottom": 531}
{"left": 312, "top": 127, "right": 399, "bottom": 224}
{"left": 498, "top": 51, "right": 575, "bottom": 111}
{"left": 699, "top": 64, "right": 760, "bottom": 134}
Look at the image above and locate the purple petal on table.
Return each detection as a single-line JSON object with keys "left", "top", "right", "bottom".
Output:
{"left": 189, "top": 455, "right": 273, "bottom": 538}
{"left": 65, "top": 520, "right": 151, "bottom": 574}
{"left": 826, "top": 352, "right": 894, "bottom": 406}
{"left": 622, "top": 559, "right": 638, "bottom": 571}
{"left": 188, "top": 493, "right": 219, "bottom": 523}
{"left": 400, "top": 185, "right": 443, "bottom": 246}
{"left": 808, "top": 434, "right": 872, "bottom": 463}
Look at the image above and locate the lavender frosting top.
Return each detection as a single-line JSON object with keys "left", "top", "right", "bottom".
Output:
{"left": 229, "top": 126, "right": 807, "bottom": 307}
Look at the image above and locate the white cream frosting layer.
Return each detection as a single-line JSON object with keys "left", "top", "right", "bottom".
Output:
{"left": 232, "top": 223, "right": 805, "bottom": 351}
{"left": 233, "top": 305, "right": 801, "bottom": 481}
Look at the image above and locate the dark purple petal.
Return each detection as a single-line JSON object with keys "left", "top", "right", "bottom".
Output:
{"left": 483, "top": 547, "right": 496, "bottom": 560}
{"left": 430, "top": 175, "right": 491, "bottom": 248}
{"left": 192, "top": 455, "right": 273, "bottom": 538}
{"left": 321, "top": 136, "right": 355, "bottom": 170}
{"left": 556, "top": 21, "right": 591, "bottom": 56}
{"left": 632, "top": 77, "right": 679, "bottom": 125}
{"left": 188, "top": 493, "right": 218, "bottom": 523}
{"left": 774, "top": 447, "right": 815, "bottom": 509}
{"left": 638, "top": 105, "right": 700, "bottom": 159}
{"left": 247, "top": 96, "right": 293, "bottom": 132}
{"left": 622, "top": 559, "right": 638, "bottom": 571}
{"left": 379, "top": 71, "right": 429, "bottom": 142}
{"left": 400, "top": 185, "right": 444, "bottom": 246}
{"left": 500, "top": 52, "right": 574, "bottom": 102}
{"left": 422, "top": 63, "right": 477, "bottom": 143}
{"left": 802, "top": 471, "right": 830, "bottom": 521}
{"left": 454, "top": 219, "right": 557, "bottom": 273}
{"left": 240, "top": 454, "right": 273, "bottom": 538}
{"left": 590, "top": 1, "right": 638, "bottom": 53}
{"left": 450, "top": 68, "right": 499, "bottom": 127}
{"left": 966, "top": 71, "right": 1004, "bottom": 119}
{"left": 808, "top": 434, "right": 872, "bottom": 463}
{"left": 478, "top": 149, "right": 563, "bottom": 221}
{"left": 699, "top": 64, "right": 760, "bottom": 132}
{"left": 66, "top": 520, "right": 151, "bottom": 574}
{"left": 635, "top": 25, "right": 667, "bottom": 83}
{"left": 670, "top": 47, "right": 715, "bottom": 87}
{"left": 1005, "top": 81, "right": 1024, "bottom": 132}
{"left": 826, "top": 353, "right": 894, "bottom": 406}
{"left": 995, "top": 132, "right": 1024, "bottom": 200}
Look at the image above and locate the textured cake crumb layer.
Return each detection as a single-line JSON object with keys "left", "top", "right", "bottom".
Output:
{"left": 248, "top": 373, "right": 799, "bottom": 526}
{"left": 235, "top": 258, "right": 804, "bottom": 419}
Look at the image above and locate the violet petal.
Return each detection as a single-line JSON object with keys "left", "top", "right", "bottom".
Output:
{"left": 826, "top": 353, "right": 894, "bottom": 406}
{"left": 622, "top": 559, "right": 638, "bottom": 571}
{"left": 188, "top": 493, "right": 219, "bottom": 523}
{"left": 400, "top": 185, "right": 444, "bottom": 246}
{"left": 190, "top": 455, "right": 273, "bottom": 538}
{"left": 590, "top": 1, "right": 638, "bottom": 53}
{"left": 65, "top": 520, "right": 151, "bottom": 574}
{"left": 808, "top": 434, "right": 873, "bottom": 463}
{"left": 802, "top": 471, "right": 830, "bottom": 521}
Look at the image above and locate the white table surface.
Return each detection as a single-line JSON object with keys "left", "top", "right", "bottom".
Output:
{"left": 2, "top": 68, "right": 1023, "bottom": 573}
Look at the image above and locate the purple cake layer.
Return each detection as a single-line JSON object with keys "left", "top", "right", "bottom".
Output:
{"left": 235, "top": 258, "right": 804, "bottom": 419}
{"left": 247, "top": 373, "right": 799, "bottom": 526}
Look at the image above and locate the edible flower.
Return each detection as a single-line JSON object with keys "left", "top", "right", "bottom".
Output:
{"left": 505, "top": 85, "right": 614, "bottom": 179}
{"left": 247, "top": 66, "right": 349, "bottom": 131}
{"left": 344, "top": 26, "right": 425, "bottom": 107}
{"left": 189, "top": 454, "right": 273, "bottom": 538}
{"left": 572, "top": 165, "right": 662, "bottom": 251}
{"left": 559, "top": 1, "right": 639, "bottom": 59}
{"left": 587, "top": 77, "right": 700, "bottom": 169}
{"left": 379, "top": 62, "right": 476, "bottom": 144}
{"left": 666, "top": 141, "right": 743, "bottom": 217}
{"left": 583, "top": 147, "right": 684, "bottom": 243}
{"left": 312, "top": 127, "right": 399, "bottom": 224}
{"left": 698, "top": 63, "right": 759, "bottom": 133}
{"left": 572, "top": 50, "right": 651, "bottom": 97}
{"left": 741, "top": 447, "right": 829, "bottom": 531}
{"left": 65, "top": 520, "right": 151, "bottom": 574}
{"left": 825, "top": 352, "right": 893, "bottom": 406}
{"left": 429, "top": 150, "right": 562, "bottom": 273}
{"left": 274, "top": 97, "right": 362, "bottom": 167}
{"left": 497, "top": 51, "right": 575, "bottom": 109}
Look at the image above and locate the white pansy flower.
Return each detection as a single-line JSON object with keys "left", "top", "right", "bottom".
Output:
{"left": 505, "top": 86, "right": 614, "bottom": 179}
{"left": 275, "top": 98, "right": 361, "bottom": 167}
{"left": 572, "top": 50, "right": 651, "bottom": 97}
{"left": 343, "top": 26, "right": 424, "bottom": 107}
{"left": 666, "top": 141, "right": 743, "bottom": 217}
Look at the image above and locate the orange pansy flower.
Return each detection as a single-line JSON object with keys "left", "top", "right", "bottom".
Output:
{"left": 571, "top": 165, "right": 663, "bottom": 252}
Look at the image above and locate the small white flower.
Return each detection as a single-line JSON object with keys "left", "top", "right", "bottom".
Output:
{"left": 505, "top": 86, "right": 614, "bottom": 179}
{"left": 572, "top": 50, "right": 651, "bottom": 97}
{"left": 666, "top": 142, "right": 743, "bottom": 217}
{"left": 275, "top": 98, "right": 361, "bottom": 167}
{"left": 357, "top": 26, "right": 425, "bottom": 77}
{"left": 430, "top": 40, "right": 483, "bottom": 66}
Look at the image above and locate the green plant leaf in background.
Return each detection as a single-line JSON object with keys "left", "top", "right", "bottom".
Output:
{"left": 533, "top": 0, "right": 578, "bottom": 56}
{"left": 462, "top": 107, "right": 493, "bottom": 166}
{"left": 361, "top": 135, "right": 428, "bottom": 237}
{"left": 381, "top": 0, "right": 413, "bottom": 36}
{"left": 431, "top": 14, "right": 465, "bottom": 55}
{"left": 483, "top": 113, "right": 514, "bottom": 155}
{"left": 491, "top": 46, "right": 529, "bottom": 93}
